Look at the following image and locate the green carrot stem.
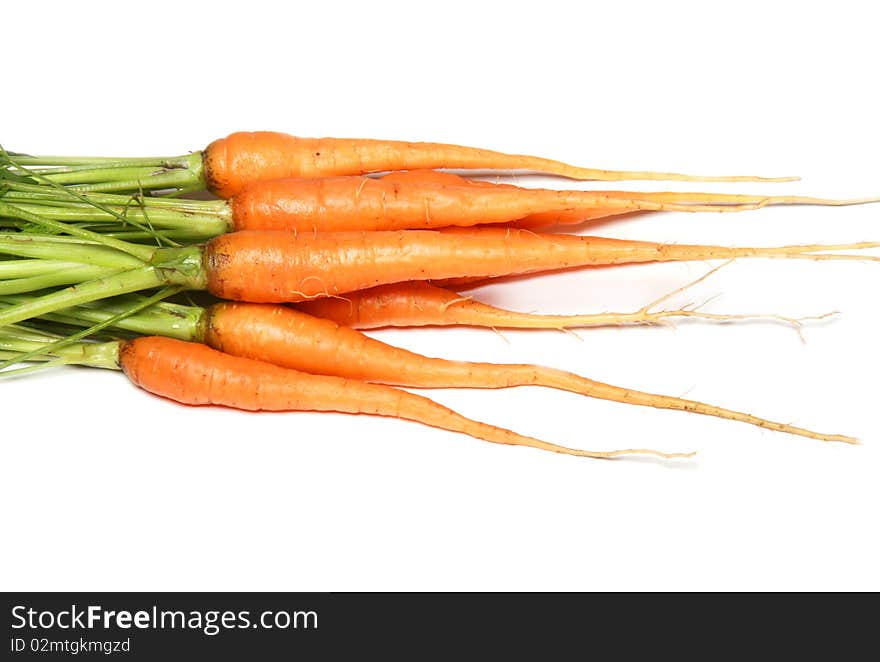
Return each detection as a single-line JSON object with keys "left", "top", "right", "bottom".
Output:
{"left": 3, "top": 183, "right": 226, "bottom": 214}
{"left": 3, "top": 151, "right": 206, "bottom": 194}
{"left": 0, "top": 260, "right": 90, "bottom": 279}
{"left": 7, "top": 154, "right": 192, "bottom": 167}
{"left": 0, "top": 232, "right": 106, "bottom": 245}
{"left": 56, "top": 294, "right": 195, "bottom": 318}
{"left": 2, "top": 149, "right": 184, "bottom": 246}
{"left": 2, "top": 308, "right": 114, "bottom": 335}
{"left": 0, "top": 265, "right": 119, "bottom": 295}
{"left": 0, "top": 322, "right": 63, "bottom": 343}
{"left": 0, "top": 357, "right": 75, "bottom": 378}
{"left": 0, "top": 267, "right": 168, "bottom": 328}
{"left": 21, "top": 164, "right": 167, "bottom": 176}
{"left": 95, "top": 229, "right": 221, "bottom": 242}
{"left": 39, "top": 166, "right": 165, "bottom": 186}
{"left": 67, "top": 166, "right": 207, "bottom": 194}
{"left": 0, "top": 286, "right": 180, "bottom": 371}
{"left": 5, "top": 202, "right": 201, "bottom": 223}
{"left": 0, "top": 201, "right": 154, "bottom": 260}
{"left": 0, "top": 236, "right": 203, "bottom": 316}
{"left": 69, "top": 297, "right": 203, "bottom": 341}
{"left": 0, "top": 334, "right": 120, "bottom": 372}
{"left": 1, "top": 292, "right": 204, "bottom": 342}
{"left": 0, "top": 234, "right": 145, "bottom": 269}
{"left": 4, "top": 202, "right": 230, "bottom": 238}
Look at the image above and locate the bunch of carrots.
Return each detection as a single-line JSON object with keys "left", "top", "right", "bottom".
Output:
{"left": 1, "top": 131, "right": 877, "bottom": 460}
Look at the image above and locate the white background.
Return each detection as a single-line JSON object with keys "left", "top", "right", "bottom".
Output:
{"left": 3, "top": 0, "right": 878, "bottom": 591}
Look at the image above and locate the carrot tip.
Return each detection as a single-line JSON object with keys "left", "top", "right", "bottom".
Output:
{"left": 695, "top": 175, "right": 800, "bottom": 183}
{"left": 667, "top": 450, "right": 698, "bottom": 459}
{"left": 606, "top": 448, "right": 697, "bottom": 460}
{"left": 814, "top": 433, "right": 859, "bottom": 445}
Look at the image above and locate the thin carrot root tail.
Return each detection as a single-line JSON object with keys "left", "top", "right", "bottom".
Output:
{"left": 412, "top": 393, "right": 692, "bottom": 460}
{"left": 605, "top": 191, "right": 880, "bottom": 209}
{"left": 511, "top": 440, "right": 696, "bottom": 460}
{"left": 601, "top": 448, "right": 697, "bottom": 460}
{"left": 579, "top": 170, "right": 799, "bottom": 184}
{"left": 661, "top": 241, "right": 880, "bottom": 262}
{"left": 545, "top": 373, "right": 858, "bottom": 445}
{"left": 764, "top": 241, "right": 880, "bottom": 261}
{"left": 674, "top": 400, "right": 859, "bottom": 444}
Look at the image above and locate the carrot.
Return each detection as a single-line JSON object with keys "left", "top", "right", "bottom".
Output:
{"left": 201, "top": 303, "right": 852, "bottom": 444}
{"left": 290, "top": 276, "right": 821, "bottom": 331}
{"left": 227, "top": 174, "right": 875, "bottom": 232}
{"left": 9, "top": 298, "right": 854, "bottom": 445}
{"left": 5, "top": 131, "right": 797, "bottom": 197}
{"left": 204, "top": 229, "right": 880, "bottom": 302}
{"left": 7, "top": 171, "right": 873, "bottom": 241}
{"left": 1, "top": 227, "right": 878, "bottom": 331}
{"left": 0, "top": 328, "right": 687, "bottom": 460}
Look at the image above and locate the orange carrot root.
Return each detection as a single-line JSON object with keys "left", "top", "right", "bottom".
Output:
{"left": 224, "top": 171, "right": 876, "bottom": 233}
{"left": 204, "top": 303, "right": 854, "bottom": 445}
{"left": 292, "top": 268, "right": 832, "bottom": 335}
{"left": 119, "top": 336, "right": 688, "bottom": 460}
{"left": 203, "top": 131, "right": 797, "bottom": 197}
{"left": 203, "top": 228, "right": 880, "bottom": 302}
